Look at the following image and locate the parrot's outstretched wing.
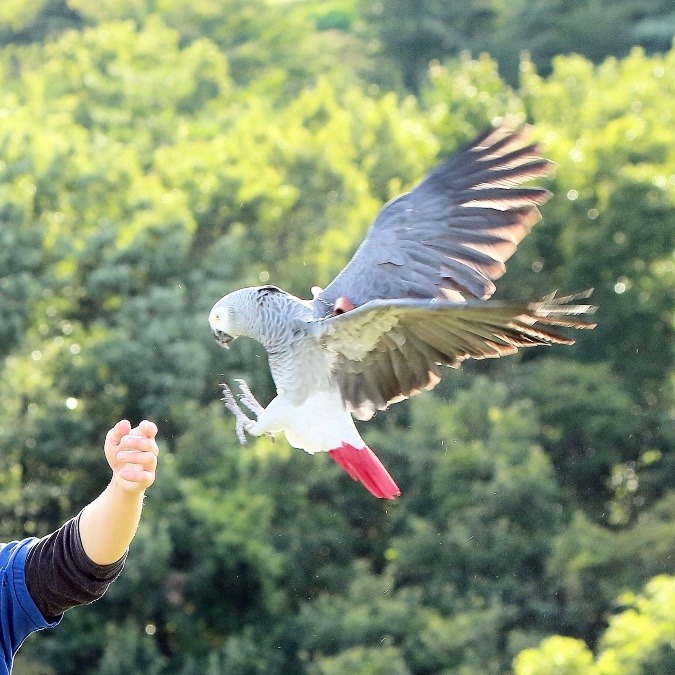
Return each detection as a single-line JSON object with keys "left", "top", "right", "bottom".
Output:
{"left": 314, "top": 292, "right": 596, "bottom": 420}
{"left": 313, "top": 123, "right": 553, "bottom": 317}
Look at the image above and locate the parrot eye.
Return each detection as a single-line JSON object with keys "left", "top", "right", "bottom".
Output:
{"left": 210, "top": 307, "right": 232, "bottom": 328}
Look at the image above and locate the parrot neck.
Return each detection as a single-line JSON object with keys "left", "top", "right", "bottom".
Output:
{"left": 251, "top": 293, "right": 310, "bottom": 352}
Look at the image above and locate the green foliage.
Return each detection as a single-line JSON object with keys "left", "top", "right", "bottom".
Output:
{"left": 596, "top": 575, "right": 675, "bottom": 674}
{"left": 0, "top": 1, "right": 83, "bottom": 45}
{"left": 309, "top": 645, "right": 410, "bottom": 675}
{"left": 520, "top": 48, "right": 675, "bottom": 394}
{"left": 0, "top": 4, "right": 672, "bottom": 673}
{"left": 358, "top": 0, "right": 501, "bottom": 91}
{"left": 97, "top": 619, "right": 168, "bottom": 675}
{"left": 546, "top": 495, "right": 675, "bottom": 639}
{"left": 358, "top": 0, "right": 675, "bottom": 90}
{"left": 510, "top": 359, "right": 644, "bottom": 516}
{"left": 513, "top": 575, "right": 675, "bottom": 674}
{"left": 514, "top": 635, "right": 595, "bottom": 675}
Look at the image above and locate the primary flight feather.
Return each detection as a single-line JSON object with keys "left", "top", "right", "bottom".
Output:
{"left": 208, "top": 122, "right": 596, "bottom": 499}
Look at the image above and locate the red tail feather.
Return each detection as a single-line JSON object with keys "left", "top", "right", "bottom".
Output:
{"left": 328, "top": 443, "right": 401, "bottom": 499}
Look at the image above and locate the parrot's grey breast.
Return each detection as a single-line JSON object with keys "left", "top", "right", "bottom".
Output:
{"left": 254, "top": 288, "right": 335, "bottom": 403}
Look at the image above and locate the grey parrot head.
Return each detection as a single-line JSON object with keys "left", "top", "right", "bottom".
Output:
{"left": 208, "top": 286, "right": 282, "bottom": 348}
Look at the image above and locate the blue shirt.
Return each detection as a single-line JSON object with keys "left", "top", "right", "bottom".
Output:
{"left": 0, "top": 539, "right": 59, "bottom": 675}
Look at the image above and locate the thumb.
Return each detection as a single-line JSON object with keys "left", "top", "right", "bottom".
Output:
{"left": 106, "top": 419, "right": 131, "bottom": 448}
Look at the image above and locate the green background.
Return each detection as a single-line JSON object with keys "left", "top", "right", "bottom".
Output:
{"left": 0, "top": 1, "right": 673, "bottom": 672}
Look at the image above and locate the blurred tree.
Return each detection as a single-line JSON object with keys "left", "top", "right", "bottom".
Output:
{"left": 492, "top": 0, "right": 675, "bottom": 84}
{"left": 358, "top": 0, "right": 675, "bottom": 90}
{"left": 546, "top": 494, "right": 675, "bottom": 643}
{"left": 513, "top": 574, "right": 675, "bottom": 674}
{"left": 357, "top": 0, "right": 499, "bottom": 91}
{"left": 514, "top": 635, "right": 595, "bottom": 674}
{"left": 309, "top": 645, "right": 411, "bottom": 675}
{"left": 0, "top": 0, "right": 82, "bottom": 46}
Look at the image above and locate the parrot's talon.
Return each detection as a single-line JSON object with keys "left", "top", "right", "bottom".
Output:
{"left": 234, "top": 377, "right": 265, "bottom": 417}
{"left": 221, "top": 381, "right": 275, "bottom": 444}
{"left": 235, "top": 420, "right": 249, "bottom": 445}
{"left": 221, "top": 383, "right": 253, "bottom": 445}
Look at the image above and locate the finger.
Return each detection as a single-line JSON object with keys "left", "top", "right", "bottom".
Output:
{"left": 118, "top": 465, "right": 155, "bottom": 485}
{"left": 105, "top": 420, "right": 131, "bottom": 449}
{"left": 118, "top": 435, "right": 158, "bottom": 455}
{"left": 139, "top": 420, "right": 158, "bottom": 438}
{"left": 128, "top": 421, "right": 157, "bottom": 439}
{"left": 116, "top": 450, "right": 158, "bottom": 469}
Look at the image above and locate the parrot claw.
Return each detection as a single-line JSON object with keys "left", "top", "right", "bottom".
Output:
{"left": 220, "top": 381, "right": 275, "bottom": 444}
{"left": 234, "top": 377, "right": 265, "bottom": 417}
{"left": 236, "top": 420, "right": 250, "bottom": 445}
{"left": 220, "top": 383, "right": 252, "bottom": 445}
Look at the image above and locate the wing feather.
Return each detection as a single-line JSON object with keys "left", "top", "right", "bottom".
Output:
{"left": 315, "top": 294, "right": 595, "bottom": 418}
{"left": 314, "top": 122, "right": 553, "bottom": 315}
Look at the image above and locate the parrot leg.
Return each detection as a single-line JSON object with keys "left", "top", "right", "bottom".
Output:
{"left": 220, "top": 381, "right": 275, "bottom": 444}
{"left": 220, "top": 383, "right": 253, "bottom": 444}
{"left": 234, "top": 377, "right": 265, "bottom": 417}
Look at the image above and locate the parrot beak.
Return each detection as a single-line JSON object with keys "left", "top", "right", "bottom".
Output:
{"left": 213, "top": 329, "right": 234, "bottom": 349}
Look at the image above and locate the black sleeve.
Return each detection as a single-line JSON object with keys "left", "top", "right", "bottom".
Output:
{"left": 24, "top": 512, "right": 127, "bottom": 621}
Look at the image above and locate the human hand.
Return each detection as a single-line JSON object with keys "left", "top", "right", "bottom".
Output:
{"left": 104, "top": 419, "right": 159, "bottom": 493}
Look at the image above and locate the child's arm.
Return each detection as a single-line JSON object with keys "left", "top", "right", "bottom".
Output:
{"left": 78, "top": 419, "right": 159, "bottom": 565}
{"left": 24, "top": 419, "right": 160, "bottom": 621}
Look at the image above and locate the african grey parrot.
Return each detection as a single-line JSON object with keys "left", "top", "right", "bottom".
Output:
{"left": 208, "top": 123, "right": 595, "bottom": 499}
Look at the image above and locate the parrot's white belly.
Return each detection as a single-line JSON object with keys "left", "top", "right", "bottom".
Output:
{"left": 253, "top": 388, "right": 364, "bottom": 454}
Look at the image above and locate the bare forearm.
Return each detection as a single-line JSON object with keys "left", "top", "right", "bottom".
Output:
{"left": 78, "top": 480, "right": 145, "bottom": 565}
{"left": 79, "top": 418, "right": 158, "bottom": 565}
